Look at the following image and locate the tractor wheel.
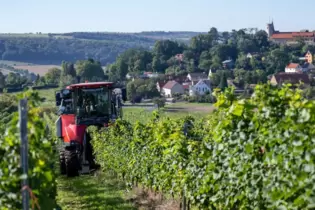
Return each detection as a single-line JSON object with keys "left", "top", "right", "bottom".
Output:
{"left": 64, "top": 148, "right": 80, "bottom": 177}
{"left": 59, "top": 150, "right": 66, "bottom": 175}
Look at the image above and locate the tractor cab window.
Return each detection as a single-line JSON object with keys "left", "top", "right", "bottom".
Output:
{"left": 75, "top": 87, "right": 110, "bottom": 118}
{"left": 59, "top": 98, "right": 74, "bottom": 114}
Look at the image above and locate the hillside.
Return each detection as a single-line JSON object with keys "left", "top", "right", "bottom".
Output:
{"left": 0, "top": 31, "right": 205, "bottom": 65}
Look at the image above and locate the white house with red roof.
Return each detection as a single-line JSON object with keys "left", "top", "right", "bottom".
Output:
{"left": 162, "top": 81, "right": 184, "bottom": 97}
{"left": 285, "top": 63, "right": 302, "bottom": 73}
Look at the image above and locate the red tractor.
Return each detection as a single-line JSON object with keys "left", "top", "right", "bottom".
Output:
{"left": 55, "top": 81, "right": 126, "bottom": 177}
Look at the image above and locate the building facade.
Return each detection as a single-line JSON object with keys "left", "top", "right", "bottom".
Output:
{"left": 267, "top": 21, "right": 315, "bottom": 44}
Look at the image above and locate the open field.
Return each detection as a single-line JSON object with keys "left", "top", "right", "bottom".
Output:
{"left": 13, "top": 64, "right": 60, "bottom": 75}
{"left": 0, "top": 60, "right": 60, "bottom": 75}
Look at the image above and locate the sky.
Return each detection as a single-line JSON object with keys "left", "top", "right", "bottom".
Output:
{"left": 0, "top": 0, "right": 314, "bottom": 33}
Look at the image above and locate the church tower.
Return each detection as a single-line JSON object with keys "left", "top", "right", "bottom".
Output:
{"left": 266, "top": 21, "right": 275, "bottom": 37}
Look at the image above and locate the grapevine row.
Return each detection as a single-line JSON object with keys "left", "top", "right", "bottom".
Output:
{"left": 91, "top": 84, "right": 315, "bottom": 209}
{"left": 0, "top": 91, "right": 58, "bottom": 210}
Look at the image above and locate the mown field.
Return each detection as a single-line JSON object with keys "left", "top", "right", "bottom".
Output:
{"left": 0, "top": 60, "right": 60, "bottom": 76}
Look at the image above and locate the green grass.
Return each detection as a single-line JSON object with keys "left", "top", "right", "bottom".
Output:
{"left": 57, "top": 171, "right": 136, "bottom": 210}
{"left": 123, "top": 106, "right": 209, "bottom": 124}
{"left": 167, "top": 101, "right": 212, "bottom": 107}
{"left": 37, "top": 88, "right": 58, "bottom": 107}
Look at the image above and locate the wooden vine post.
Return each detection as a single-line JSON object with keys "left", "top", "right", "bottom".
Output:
{"left": 19, "top": 99, "right": 29, "bottom": 210}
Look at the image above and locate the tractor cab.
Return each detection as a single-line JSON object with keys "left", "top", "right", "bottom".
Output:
{"left": 56, "top": 82, "right": 126, "bottom": 125}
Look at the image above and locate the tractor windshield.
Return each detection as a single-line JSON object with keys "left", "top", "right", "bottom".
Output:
{"left": 75, "top": 87, "right": 111, "bottom": 118}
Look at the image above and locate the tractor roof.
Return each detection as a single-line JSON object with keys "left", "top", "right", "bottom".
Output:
{"left": 67, "top": 82, "right": 114, "bottom": 89}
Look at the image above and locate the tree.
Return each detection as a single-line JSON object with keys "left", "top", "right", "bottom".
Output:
{"left": 6, "top": 72, "right": 19, "bottom": 86}
{"left": 0, "top": 72, "right": 5, "bottom": 89}
{"left": 237, "top": 38, "right": 258, "bottom": 53}
{"left": 61, "top": 61, "right": 76, "bottom": 77}
{"left": 59, "top": 75, "right": 76, "bottom": 88}
{"left": 211, "top": 44, "right": 238, "bottom": 62}
{"left": 208, "top": 27, "right": 219, "bottom": 42}
{"left": 265, "top": 49, "right": 290, "bottom": 74}
{"left": 236, "top": 54, "right": 251, "bottom": 70}
{"left": 254, "top": 30, "right": 269, "bottom": 49}
{"left": 152, "top": 97, "right": 165, "bottom": 109}
{"left": 198, "top": 50, "right": 212, "bottom": 70}
{"left": 153, "top": 40, "right": 184, "bottom": 60}
{"left": 219, "top": 72, "right": 228, "bottom": 91}
{"left": 190, "top": 34, "right": 213, "bottom": 54}
{"left": 126, "top": 81, "right": 137, "bottom": 101}
{"left": 76, "top": 59, "right": 105, "bottom": 81}
{"left": 152, "top": 56, "right": 164, "bottom": 73}
{"left": 45, "top": 68, "right": 61, "bottom": 85}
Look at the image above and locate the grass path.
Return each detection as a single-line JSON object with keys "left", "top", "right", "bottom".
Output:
{"left": 56, "top": 171, "right": 136, "bottom": 210}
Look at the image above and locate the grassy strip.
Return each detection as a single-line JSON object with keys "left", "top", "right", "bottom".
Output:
{"left": 56, "top": 171, "right": 136, "bottom": 210}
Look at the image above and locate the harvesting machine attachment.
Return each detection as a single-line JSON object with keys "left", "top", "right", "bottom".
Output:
{"left": 55, "top": 81, "right": 126, "bottom": 177}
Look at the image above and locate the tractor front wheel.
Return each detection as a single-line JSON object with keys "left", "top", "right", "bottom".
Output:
{"left": 59, "top": 150, "right": 66, "bottom": 175}
{"left": 64, "top": 148, "right": 80, "bottom": 177}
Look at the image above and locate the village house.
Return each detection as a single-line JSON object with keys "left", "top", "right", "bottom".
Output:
{"left": 186, "top": 72, "right": 208, "bottom": 85}
{"left": 189, "top": 79, "right": 211, "bottom": 96}
{"left": 156, "top": 81, "right": 166, "bottom": 92}
{"left": 302, "top": 63, "right": 315, "bottom": 72}
{"left": 270, "top": 72, "right": 310, "bottom": 86}
{"left": 162, "top": 81, "right": 185, "bottom": 98}
{"left": 285, "top": 63, "right": 302, "bottom": 73}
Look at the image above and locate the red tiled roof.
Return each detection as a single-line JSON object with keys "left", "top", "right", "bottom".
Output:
{"left": 292, "top": 32, "right": 314, "bottom": 37}
{"left": 163, "top": 81, "right": 179, "bottom": 89}
{"left": 286, "top": 63, "right": 300, "bottom": 68}
{"left": 182, "top": 84, "right": 189, "bottom": 89}
{"left": 271, "top": 32, "right": 315, "bottom": 39}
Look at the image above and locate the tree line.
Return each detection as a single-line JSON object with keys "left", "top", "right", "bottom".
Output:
{"left": 38, "top": 58, "right": 106, "bottom": 87}
{"left": 0, "top": 37, "right": 152, "bottom": 65}
{"left": 0, "top": 31, "right": 200, "bottom": 65}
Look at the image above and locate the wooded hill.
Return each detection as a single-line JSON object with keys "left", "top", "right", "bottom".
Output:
{"left": 0, "top": 31, "right": 204, "bottom": 65}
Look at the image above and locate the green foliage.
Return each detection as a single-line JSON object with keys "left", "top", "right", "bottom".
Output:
{"left": 0, "top": 90, "right": 57, "bottom": 209}
{"left": 219, "top": 71, "right": 228, "bottom": 90}
{"left": 45, "top": 68, "right": 62, "bottom": 85}
{"left": 76, "top": 59, "right": 105, "bottom": 81}
{"left": 152, "top": 97, "right": 166, "bottom": 108}
{"left": 91, "top": 84, "right": 315, "bottom": 209}
{"left": 126, "top": 79, "right": 159, "bottom": 100}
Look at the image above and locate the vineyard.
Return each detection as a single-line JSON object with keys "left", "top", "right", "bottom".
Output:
{"left": 90, "top": 85, "right": 315, "bottom": 209}
{"left": 0, "top": 91, "right": 58, "bottom": 210}
{"left": 1, "top": 84, "right": 315, "bottom": 209}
